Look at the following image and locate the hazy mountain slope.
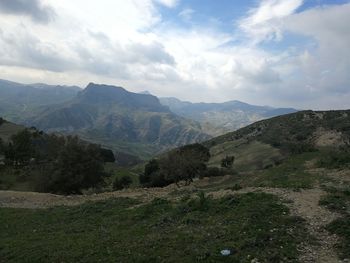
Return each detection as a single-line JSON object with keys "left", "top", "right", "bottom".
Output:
{"left": 27, "top": 83, "right": 211, "bottom": 158}
{"left": 0, "top": 79, "right": 80, "bottom": 122}
{"left": 0, "top": 118, "right": 26, "bottom": 142}
{"left": 203, "top": 110, "right": 350, "bottom": 171}
{"left": 160, "top": 97, "right": 298, "bottom": 131}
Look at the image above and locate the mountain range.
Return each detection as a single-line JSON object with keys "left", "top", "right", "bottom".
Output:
{"left": 159, "top": 97, "right": 297, "bottom": 132}
{"left": 0, "top": 79, "right": 298, "bottom": 158}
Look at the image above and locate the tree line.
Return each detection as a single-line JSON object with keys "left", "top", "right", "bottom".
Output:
{"left": 0, "top": 128, "right": 114, "bottom": 194}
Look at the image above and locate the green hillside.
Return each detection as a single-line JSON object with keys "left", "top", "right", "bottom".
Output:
{"left": 204, "top": 110, "right": 350, "bottom": 172}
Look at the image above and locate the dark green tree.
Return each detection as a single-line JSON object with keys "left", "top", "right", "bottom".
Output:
{"left": 44, "top": 136, "right": 108, "bottom": 194}
{"left": 141, "top": 144, "right": 210, "bottom": 188}
{"left": 5, "top": 129, "right": 34, "bottom": 165}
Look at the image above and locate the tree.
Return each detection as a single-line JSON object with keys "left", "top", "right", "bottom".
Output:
{"left": 113, "top": 175, "right": 132, "bottom": 190}
{"left": 141, "top": 144, "right": 210, "bottom": 187}
{"left": 221, "top": 155, "right": 235, "bottom": 168}
{"left": 139, "top": 159, "right": 169, "bottom": 187}
{"left": 0, "top": 137, "right": 4, "bottom": 155}
{"left": 5, "top": 129, "right": 34, "bottom": 165}
{"left": 99, "top": 148, "right": 115, "bottom": 163}
{"left": 43, "top": 136, "right": 108, "bottom": 194}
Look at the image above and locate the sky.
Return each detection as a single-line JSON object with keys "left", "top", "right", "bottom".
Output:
{"left": 0, "top": 0, "right": 349, "bottom": 109}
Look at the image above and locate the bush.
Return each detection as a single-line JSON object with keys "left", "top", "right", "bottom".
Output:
{"left": 113, "top": 175, "right": 132, "bottom": 190}
{"left": 141, "top": 144, "right": 211, "bottom": 187}
{"left": 221, "top": 155, "right": 235, "bottom": 168}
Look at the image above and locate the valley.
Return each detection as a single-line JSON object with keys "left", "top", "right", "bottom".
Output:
{"left": 1, "top": 104, "right": 350, "bottom": 262}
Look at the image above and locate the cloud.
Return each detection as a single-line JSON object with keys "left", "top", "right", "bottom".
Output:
{"left": 154, "top": 0, "right": 179, "bottom": 8}
{"left": 0, "top": 0, "right": 349, "bottom": 109}
{"left": 0, "top": 26, "right": 74, "bottom": 71}
{"left": 283, "top": 3, "right": 350, "bottom": 94}
{"left": 179, "top": 8, "right": 195, "bottom": 21}
{"left": 239, "top": 0, "right": 303, "bottom": 43}
{"left": 0, "top": 0, "right": 55, "bottom": 24}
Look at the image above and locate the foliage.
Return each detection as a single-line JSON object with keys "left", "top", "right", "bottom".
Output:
{"left": 39, "top": 136, "right": 108, "bottom": 194}
{"left": 205, "top": 110, "right": 350, "bottom": 159}
{"left": 0, "top": 137, "right": 4, "bottom": 155}
{"left": 221, "top": 155, "right": 235, "bottom": 168}
{"left": 113, "top": 175, "right": 132, "bottom": 190}
{"left": 99, "top": 148, "right": 115, "bottom": 163}
{"left": 0, "top": 128, "right": 110, "bottom": 194}
{"left": 141, "top": 144, "right": 210, "bottom": 187}
{"left": 0, "top": 193, "right": 310, "bottom": 262}
{"left": 4, "top": 129, "right": 34, "bottom": 165}
{"left": 317, "top": 150, "right": 350, "bottom": 169}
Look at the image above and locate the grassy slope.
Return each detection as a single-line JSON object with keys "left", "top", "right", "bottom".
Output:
{"left": 0, "top": 193, "right": 310, "bottom": 263}
{"left": 320, "top": 188, "right": 350, "bottom": 259}
{"left": 208, "top": 140, "right": 283, "bottom": 172}
{"left": 0, "top": 121, "right": 25, "bottom": 142}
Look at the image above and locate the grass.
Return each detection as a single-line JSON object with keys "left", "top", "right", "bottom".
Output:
{"left": 319, "top": 188, "right": 350, "bottom": 214}
{"left": 104, "top": 163, "right": 140, "bottom": 188}
{"left": 0, "top": 193, "right": 310, "bottom": 262}
{"left": 208, "top": 140, "right": 283, "bottom": 172}
{"left": 251, "top": 152, "right": 321, "bottom": 189}
{"left": 320, "top": 187, "right": 350, "bottom": 259}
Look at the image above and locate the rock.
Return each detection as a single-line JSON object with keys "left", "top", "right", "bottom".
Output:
{"left": 220, "top": 249, "right": 231, "bottom": 256}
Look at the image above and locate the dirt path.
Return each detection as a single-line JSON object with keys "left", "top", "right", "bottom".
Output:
{"left": 0, "top": 188, "right": 171, "bottom": 209}
{"left": 0, "top": 185, "right": 342, "bottom": 262}
{"left": 234, "top": 187, "right": 341, "bottom": 263}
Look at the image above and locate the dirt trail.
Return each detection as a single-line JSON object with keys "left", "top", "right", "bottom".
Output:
{"left": 0, "top": 188, "right": 170, "bottom": 209}
{"left": 234, "top": 187, "right": 341, "bottom": 263}
{"left": 0, "top": 185, "right": 342, "bottom": 262}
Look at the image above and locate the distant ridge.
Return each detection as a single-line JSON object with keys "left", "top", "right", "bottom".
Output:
{"left": 160, "top": 97, "right": 298, "bottom": 131}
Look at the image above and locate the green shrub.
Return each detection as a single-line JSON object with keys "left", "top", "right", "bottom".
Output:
{"left": 113, "top": 175, "right": 132, "bottom": 190}
{"left": 221, "top": 155, "right": 235, "bottom": 168}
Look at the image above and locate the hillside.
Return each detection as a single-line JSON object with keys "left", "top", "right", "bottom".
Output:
{"left": 26, "top": 83, "right": 211, "bottom": 158}
{"left": 0, "top": 79, "right": 80, "bottom": 123}
{"left": 160, "top": 97, "right": 298, "bottom": 132}
{"left": 1, "top": 110, "right": 350, "bottom": 262}
{"left": 203, "top": 110, "right": 350, "bottom": 170}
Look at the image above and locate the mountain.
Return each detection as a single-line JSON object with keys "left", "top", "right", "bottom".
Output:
{"left": 26, "top": 83, "right": 211, "bottom": 158}
{"left": 159, "top": 97, "right": 298, "bottom": 132}
{"left": 203, "top": 110, "right": 350, "bottom": 171}
{"left": 0, "top": 79, "right": 81, "bottom": 123}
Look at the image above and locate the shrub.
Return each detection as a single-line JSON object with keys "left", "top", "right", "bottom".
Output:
{"left": 221, "top": 155, "right": 235, "bottom": 168}
{"left": 113, "top": 175, "right": 132, "bottom": 190}
{"left": 141, "top": 144, "right": 211, "bottom": 187}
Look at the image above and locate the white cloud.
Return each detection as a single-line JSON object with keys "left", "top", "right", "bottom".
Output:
{"left": 0, "top": 0, "right": 349, "bottom": 109}
{"left": 179, "top": 8, "right": 194, "bottom": 21}
{"left": 154, "top": 0, "right": 179, "bottom": 8}
{"left": 239, "top": 0, "right": 303, "bottom": 43}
